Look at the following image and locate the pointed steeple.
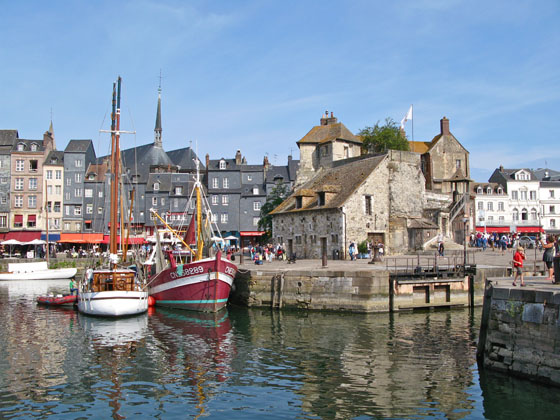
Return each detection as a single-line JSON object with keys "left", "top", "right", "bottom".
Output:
{"left": 154, "top": 85, "right": 163, "bottom": 148}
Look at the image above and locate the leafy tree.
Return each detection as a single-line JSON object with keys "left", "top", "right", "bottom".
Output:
{"left": 258, "top": 183, "right": 290, "bottom": 239}
{"left": 359, "top": 117, "right": 410, "bottom": 154}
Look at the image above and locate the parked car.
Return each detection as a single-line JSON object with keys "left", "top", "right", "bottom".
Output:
{"left": 519, "top": 236, "right": 536, "bottom": 249}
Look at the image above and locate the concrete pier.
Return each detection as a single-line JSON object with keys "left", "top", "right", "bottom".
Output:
{"left": 477, "top": 276, "right": 560, "bottom": 387}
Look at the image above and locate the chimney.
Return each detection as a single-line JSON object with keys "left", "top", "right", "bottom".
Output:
{"left": 235, "top": 150, "right": 242, "bottom": 165}
{"left": 440, "top": 116, "right": 450, "bottom": 135}
{"left": 205, "top": 153, "right": 210, "bottom": 169}
{"left": 263, "top": 155, "right": 269, "bottom": 169}
{"left": 499, "top": 165, "right": 504, "bottom": 172}
{"left": 320, "top": 110, "right": 338, "bottom": 126}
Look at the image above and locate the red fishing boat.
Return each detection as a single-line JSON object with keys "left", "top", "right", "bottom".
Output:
{"left": 37, "top": 294, "right": 77, "bottom": 306}
{"left": 147, "top": 160, "right": 237, "bottom": 312}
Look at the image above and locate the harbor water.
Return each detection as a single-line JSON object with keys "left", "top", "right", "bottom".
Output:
{"left": 0, "top": 280, "right": 557, "bottom": 419}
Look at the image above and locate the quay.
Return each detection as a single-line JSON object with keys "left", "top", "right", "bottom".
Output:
{"left": 230, "top": 249, "right": 541, "bottom": 312}
{"left": 477, "top": 276, "right": 560, "bottom": 387}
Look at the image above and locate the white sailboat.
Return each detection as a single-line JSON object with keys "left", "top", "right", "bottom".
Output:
{"left": 77, "top": 77, "right": 148, "bottom": 317}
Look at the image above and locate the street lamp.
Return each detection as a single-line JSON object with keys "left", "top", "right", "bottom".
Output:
{"left": 462, "top": 217, "right": 469, "bottom": 273}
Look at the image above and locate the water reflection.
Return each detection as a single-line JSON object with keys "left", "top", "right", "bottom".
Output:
{"left": 0, "top": 281, "right": 558, "bottom": 419}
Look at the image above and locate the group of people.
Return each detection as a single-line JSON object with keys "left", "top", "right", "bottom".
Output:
{"left": 512, "top": 234, "right": 558, "bottom": 287}
{"left": 348, "top": 240, "right": 384, "bottom": 261}
{"left": 470, "top": 231, "right": 531, "bottom": 253}
{"left": 250, "top": 244, "right": 287, "bottom": 264}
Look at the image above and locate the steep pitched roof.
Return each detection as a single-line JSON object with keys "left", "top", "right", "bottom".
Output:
{"left": 0, "top": 130, "right": 18, "bottom": 146}
{"left": 13, "top": 139, "right": 44, "bottom": 152}
{"left": 408, "top": 141, "right": 431, "bottom": 154}
{"left": 297, "top": 122, "right": 361, "bottom": 145}
{"left": 65, "top": 139, "right": 92, "bottom": 153}
{"left": 489, "top": 168, "right": 537, "bottom": 185}
{"left": 167, "top": 147, "right": 204, "bottom": 171}
{"left": 271, "top": 154, "right": 386, "bottom": 214}
{"left": 44, "top": 150, "right": 64, "bottom": 166}
{"left": 119, "top": 142, "right": 175, "bottom": 183}
{"left": 85, "top": 162, "right": 108, "bottom": 182}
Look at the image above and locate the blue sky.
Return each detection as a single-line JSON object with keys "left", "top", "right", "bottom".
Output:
{"left": 1, "top": 0, "right": 559, "bottom": 182}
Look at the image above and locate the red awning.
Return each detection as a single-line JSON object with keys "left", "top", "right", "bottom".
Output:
{"left": 239, "top": 231, "right": 266, "bottom": 237}
{"left": 476, "top": 226, "right": 510, "bottom": 233}
{"left": 516, "top": 226, "right": 544, "bottom": 233}
{"left": 4, "top": 231, "right": 41, "bottom": 241}
{"left": 28, "top": 215, "right": 36, "bottom": 222}
{"left": 14, "top": 215, "right": 23, "bottom": 223}
{"left": 58, "top": 233, "right": 104, "bottom": 244}
{"left": 101, "top": 235, "right": 147, "bottom": 245}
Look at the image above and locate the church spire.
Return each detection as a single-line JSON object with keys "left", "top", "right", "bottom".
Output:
{"left": 154, "top": 73, "right": 163, "bottom": 148}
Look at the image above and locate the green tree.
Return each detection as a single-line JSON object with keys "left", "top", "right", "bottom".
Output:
{"left": 258, "top": 183, "right": 290, "bottom": 238}
{"left": 359, "top": 117, "right": 410, "bottom": 154}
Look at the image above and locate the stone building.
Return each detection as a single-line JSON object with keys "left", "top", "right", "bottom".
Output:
{"left": 271, "top": 150, "right": 430, "bottom": 258}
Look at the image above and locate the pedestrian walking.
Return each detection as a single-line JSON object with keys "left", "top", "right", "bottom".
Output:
{"left": 512, "top": 246, "right": 525, "bottom": 287}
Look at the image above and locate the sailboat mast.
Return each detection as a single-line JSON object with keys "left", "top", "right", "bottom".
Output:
{"left": 109, "top": 78, "right": 121, "bottom": 256}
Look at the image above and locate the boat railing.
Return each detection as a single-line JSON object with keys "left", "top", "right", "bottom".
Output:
{"left": 90, "top": 271, "right": 138, "bottom": 292}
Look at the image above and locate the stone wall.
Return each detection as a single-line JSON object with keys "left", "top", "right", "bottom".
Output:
{"left": 478, "top": 283, "right": 560, "bottom": 386}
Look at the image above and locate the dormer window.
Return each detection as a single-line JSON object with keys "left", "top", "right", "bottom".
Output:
{"left": 17, "top": 143, "right": 25, "bottom": 151}
{"left": 30, "top": 143, "right": 38, "bottom": 151}
{"left": 295, "top": 196, "right": 303, "bottom": 209}
{"left": 497, "top": 187, "right": 503, "bottom": 194}
{"left": 477, "top": 187, "right": 483, "bottom": 194}
{"left": 153, "top": 182, "right": 160, "bottom": 191}
{"left": 252, "top": 186, "right": 259, "bottom": 195}
{"left": 175, "top": 186, "right": 183, "bottom": 195}
{"left": 219, "top": 160, "right": 226, "bottom": 170}
{"left": 318, "top": 192, "right": 326, "bottom": 206}
{"left": 515, "top": 171, "right": 528, "bottom": 181}
{"left": 486, "top": 187, "right": 492, "bottom": 195}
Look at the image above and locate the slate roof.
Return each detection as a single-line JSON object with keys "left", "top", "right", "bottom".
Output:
{"left": 44, "top": 151, "right": 64, "bottom": 166}
{"left": 533, "top": 168, "right": 560, "bottom": 181}
{"left": 271, "top": 154, "right": 386, "bottom": 214}
{"left": 0, "top": 130, "right": 18, "bottom": 146}
{"left": 64, "top": 139, "right": 93, "bottom": 153}
{"left": 288, "top": 157, "right": 299, "bottom": 181}
{"left": 85, "top": 162, "right": 108, "bottom": 182}
{"left": 207, "top": 158, "right": 243, "bottom": 171}
{"left": 13, "top": 139, "right": 45, "bottom": 152}
{"left": 118, "top": 143, "right": 175, "bottom": 183}
{"left": 265, "top": 166, "right": 290, "bottom": 184}
{"left": 489, "top": 168, "right": 538, "bottom": 185}
{"left": 167, "top": 147, "right": 204, "bottom": 171}
{"left": 146, "top": 173, "right": 191, "bottom": 193}
{"left": 297, "top": 122, "right": 361, "bottom": 145}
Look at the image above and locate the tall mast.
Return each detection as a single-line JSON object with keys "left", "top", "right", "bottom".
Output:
{"left": 195, "top": 159, "right": 203, "bottom": 261}
{"left": 109, "top": 79, "right": 119, "bottom": 256}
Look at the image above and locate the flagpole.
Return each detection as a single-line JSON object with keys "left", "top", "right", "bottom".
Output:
{"left": 411, "top": 104, "right": 414, "bottom": 142}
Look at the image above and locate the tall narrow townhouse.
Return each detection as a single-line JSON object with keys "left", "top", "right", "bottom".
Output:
{"left": 10, "top": 129, "right": 55, "bottom": 239}
{"left": 43, "top": 151, "right": 64, "bottom": 240}
{"left": 0, "top": 130, "right": 18, "bottom": 234}
{"left": 62, "top": 140, "right": 96, "bottom": 233}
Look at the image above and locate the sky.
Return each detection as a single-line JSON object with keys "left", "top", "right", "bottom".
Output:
{"left": 1, "top": 0, "right": 559, "bottom": 182}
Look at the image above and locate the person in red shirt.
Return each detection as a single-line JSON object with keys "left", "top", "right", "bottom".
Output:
{"left": 512, "top": 246, "right": 525, "bottom": 287}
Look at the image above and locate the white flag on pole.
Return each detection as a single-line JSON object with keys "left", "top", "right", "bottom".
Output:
{"left": 400, "top": 105, "right": 413, "bottom": 129}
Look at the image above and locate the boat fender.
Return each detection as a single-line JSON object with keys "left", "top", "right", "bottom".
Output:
{"left": 148, "top": 296, "right": 156, "bottom": 307}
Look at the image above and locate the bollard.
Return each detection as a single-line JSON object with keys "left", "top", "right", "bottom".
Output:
{"left": 553, "top": 256, "right": 560, "bottom": 284}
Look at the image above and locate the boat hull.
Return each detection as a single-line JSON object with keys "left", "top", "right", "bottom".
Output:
{"left": 0, "top": 268, "right": 77, "bottom": 281}
{"left": 149, "top": 257, "right": 237, "bottom": 312}
{"left": 77, "top": 291, "right": 148, "bottom": 317}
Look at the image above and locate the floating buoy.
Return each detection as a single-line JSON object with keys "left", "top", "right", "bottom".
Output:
{"left": 148, "top": 296, "right": 156, "bottom": 307}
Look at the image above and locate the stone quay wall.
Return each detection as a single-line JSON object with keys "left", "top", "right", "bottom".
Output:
{"left": 478, "top": 283, "right": 560, "bottom": 386}
{"left": 230, "top": 266, "right": 500, "bottom": 313}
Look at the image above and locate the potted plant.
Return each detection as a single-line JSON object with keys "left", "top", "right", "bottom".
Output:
{"left": 357, "top": 240, "right": 369, "bottom": 259}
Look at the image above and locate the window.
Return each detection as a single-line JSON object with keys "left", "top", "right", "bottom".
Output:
{"left": 30, "top": 143, "right": 38, "bottom": 151}
{"left": 212, "top": 178, "right": 218, "bottom": 188}
{"left": 84, "top": 220, "right": 92, "bottom": 230}
{"left": 46, "top": 170, "right": 53, "bottom": 180}
{"left": 98, "top": 207, "right": 103, "bottom": 214}
{"left": 65, "top": 205, "right": 70, "bottom": 216}
{"left": 0, "top": 177, "right": 6, "bottom": 184}
{"left": 211, "top": 213, "right": 217, "bottom": 223}
{"left": 74, "top": 206, "right": 82, "bottom": 216}
{"left": 55, "top": 170, "right": 62, "bottom": 180}
{"left": 223, "top": 178, "right": 229, "bottom": 189}
{"left": 28, "top": 195, "right": 37, "bottom": 208}
{"left": 54, "top": 202, "right": 61, "bottom": 212}
{"left": 152, "top": 197, "right": 157, "bottom": 206}
{"left": 75, "top": 222, "right": 81, "bottom": 232}
{"left": 173, "top": 198, "right": 179, "bottom": 208}
{"left": 98, "top": 191, "right": 103, "bottom": 198}
{"left": 487, "top": 216, "right": 493, "bottom": 221}
{"left": 530, "top": 191, "right": 536, "bottom": 200}
{"left": 477, "top": 201, "right": 483, "bottom": 210}
{"left": 253, "top": 201, "right": 261, "bottom": 211}
{"left": 30, "top": 160, "right": 38, "bottom": 172}
{"left": 49, "top": 219, "right": 60, "bottom": 230}
{"left": 551, "top": 219, "right": 556, "bottom": 228}
{"left": 75, "top": 188, "right": 82, "bottom": 197}
{"left": 27, "top": 215, "right": 36, "bottom": 228}
{"left": 497, "top": 187, "right": 503, "bottom": 194}
{"left": 212, "top": 195, "right": 218, "bottom": 205}
{"left": 365, "top": 195, "right": 373, "bottom": 215}
{"left": 252, "top": 186, "right": 258, "bottom": 195}
{"left": 66, "top": 177, "right": 71, "bottom": 186}
{"left": 521, "top": 208, "right": 528, "bottom": 220}
{"left": 511, "top": 191, "right": 518, "bottom": 200}
{"left": 86, "top": 204, "right": 93, "bottom": 214}
{"left": 15, "top": 178, "right": 23, "bottom": 190}
{"left": 512, "top": 209, "right": 519, "bottom": 221}
{"left": 456, "top": 159, "right": 461, "bottom": 169}
{"left": 247, "top": 175, "right": 253, "bottom": 181}
{"left": 64, "top": 222, "right": 70, "bottom": 231}
{"left": 219, "top": 160, "right": 226, "bottom": 170}
{"left": 520, "top": 190, "right": 527, "bottom": 200}
{"left": 17, "top": 143, "right": 25, "bottom": 151}
{"left": 161, "top": 198, "right": 165, "bottom": 205}
{"left": 550, "top": 190, "right": 555, "bottom": 199}
{"left": 175, "top": 186, "right": 182, "bottom": 195}
{"left": 153, "top": 182, "right": 159, "bottom": 191}
{"left": 75, "top": 159, "right": 83, "bottom": 168}
{"left": 295, "top": 196, "right": 302, "bottom": 209}
{"left": 222, "top": 195, "right": 229, "bottom": 205}
{"left": 29, "top": 178, "right": 37, "bottom": 190}
{"left": 46, "top": 201, "right": 52, "bottom": 212}
{"left": 0, "top": 215, "right": 6, "bottom": 228}
{"left": 221, "top": 213, "right": 228, "bottom": 223}
{"left": 14, "top": 195, "right": 23, "bottom": 208}
{"left": 14, "top": 214, "right": 23, "bottom": 227}
{"left": 15, "top": 160, "right": 24, "bottom": 171}
{"left": 487, "top": 202, "right": 493, "bottom": 211}
{"left": 75, "top": 173, "right": 81, "bottom": 183}
{"left": 486, "top": 187, "right": 492, "bottom": 195}
{"left": 498, "top": 202, "right": 504, "bottom": 211}
{"left": 65, "top": 192, "right": 70, "bottom": 200}
{"left": 253, "top": 217, "right": 259, "bottom": 226}
{"left": 531, "top": 209, "right": 537, "bottom": 220}
{"left": 47, "top": 185, "right": 52, "bottom": 195}
{"left": 499, "top": 216, "right": 505, "bottom": 222}
{"left": 318, "top": 192, "right": 325, "bottom": 206}
{"left": 296, "top": 235, "right": 302, "bottom": 245}
{"left": 55, "top": 185, "right": 61, "bottom": 195}
{"left": 477, "top": 187, "right": 483, "bottom": 194}
{"left": 550, "top": 206, "right": 555, "bottom": 214}
{"left": 85, "top": 189, "right": 93, "bottom": 198}
{"left": 0, "top": 195, "right": 6, "bottom": 205}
